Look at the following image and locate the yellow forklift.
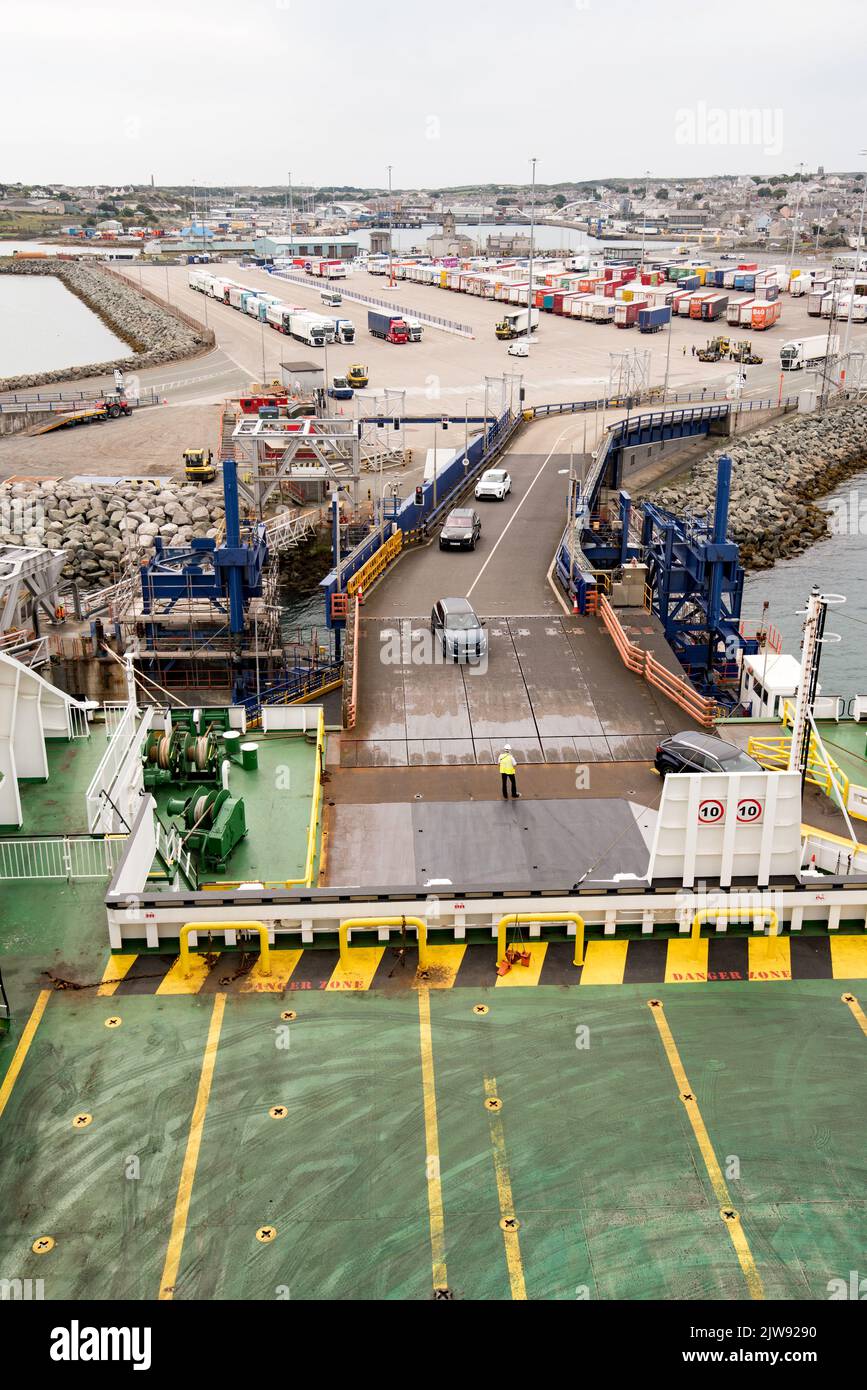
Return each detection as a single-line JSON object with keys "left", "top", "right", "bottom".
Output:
{"left": 183, "top": 448, "right": 216, "bottom": 484}
{"left": 697, "top": 336, "right": 731, "bottom": 362}
{"left": 346, "top": 364, "right": 369, "bottom": 389}
{"left": 731, "top": 340, "right": 763, "bottom": 365}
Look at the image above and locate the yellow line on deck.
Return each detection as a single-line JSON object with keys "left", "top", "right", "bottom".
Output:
{"left": 484, "top": 1077, "right": 527, "bottom": 1300}
{"left": 417, "top": 986, "right": 448, "bottom": 1294}
{"left": 830, "top": 938, "right": 867, "bottom": 981}
{"left": 665, "top": 938, "right": 708, "bottom": 983}
{"left": 96, "top": 954, "right": 138, "bottom": 996}
{"left": 156, "top": 953, "right": 212, "bottom": 995}
{"left": 748, "top": 937, "right": 792, "bottom": 981}
{"left": 240, "top": 949, "right": 304, "bottom": 993}
{"left": 159, "top": 993, "right": 227, "bottom": 1300}
{"left": 326, "top": 945, "right": 384, "bottom": 991}
{"left": 579, "top": 940, "right": 629, "bottom": 986}
{"left": 0, "top": 990, "right": 50, "bottom": 1122}
{"left": 648, "top": 1001, "right": 764, "bottom": 1301}
{"left": 841, "top": 993, "right": 867, "bottom": 1037}
{"left": 495, "top": 941, "right": 548, "bottom": 987}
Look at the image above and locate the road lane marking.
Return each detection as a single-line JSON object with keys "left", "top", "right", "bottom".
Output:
{"left": 159, "top": 993, "right": 227, "bottom": 1300}
{"left": 0, "top": 990, "right": 51, "bottom": 1121}
{"left": 648, "top": 1000, "right": 764, "bottom": 1300}
{"left": 483, "top": 1077, "right": 527, "bottom": 1300}
{"left": 417, "top": 985, "right": 449, "bottom": 1294}
{"left": 467, "top": 419, "right": 596, "bottom": 600}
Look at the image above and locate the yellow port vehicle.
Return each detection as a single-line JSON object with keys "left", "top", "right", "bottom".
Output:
{"left": 346, "top": 364, "right": 369, "bottom": 388}
{"left": 183, "top": 448, "right": 216, "bottom": 483}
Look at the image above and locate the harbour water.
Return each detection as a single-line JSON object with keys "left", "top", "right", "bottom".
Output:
{"left": 354, "top": 222, "right": 679, "bottom": 256}
{"left": 742, "top": 467, "right": 867, "bottom": 701}
{"left": 0, "top": 274, "right": 133, "bottom": 377}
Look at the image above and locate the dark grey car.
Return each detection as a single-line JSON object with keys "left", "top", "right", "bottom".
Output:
{"left": 431, "top": 596, "right": 488, "bottom": 664}
{"left": 439, "top": 508, "right": 481, "bottom": 550}
{"left": 655, "top": 730, "right": 762, "bottom": 776}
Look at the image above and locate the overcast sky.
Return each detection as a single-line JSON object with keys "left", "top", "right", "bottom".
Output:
{"left": 2, "top": 0, "right": 864, "bottom": 188}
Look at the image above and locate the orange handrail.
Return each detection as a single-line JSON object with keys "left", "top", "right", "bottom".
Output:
{"left": 598, "top": 596, "right": 719, "bottom": 727}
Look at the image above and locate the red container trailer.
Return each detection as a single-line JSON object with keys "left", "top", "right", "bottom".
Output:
{"left": 750, "top": 300, "right": 781, "bottom": 330}
{"left": 614, "top": 299, "right": 648, "bottom": 328}
{"left": 689, "top": 292, "right": 716, "bottom": 318}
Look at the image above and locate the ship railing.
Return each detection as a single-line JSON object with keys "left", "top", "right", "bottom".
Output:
{"left": 0, "top": 833, "right": 127, "bottom": 882}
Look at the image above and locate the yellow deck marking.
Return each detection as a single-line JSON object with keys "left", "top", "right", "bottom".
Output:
{"left": 415, "top": 944, "right": 466, "bottom": 989}
{"left": 841, "top": 993, "right": 867, "bottom": 1037}
{"left": 159, "top": 993, "right": 227, "bottom": 1300}
{"left": 665, "top": 938, "right": 709, "bottom": 983}
{"left": 648, "top": 1001, "right": 764, "bottom": 1300}
{"left": 748, "top": 937, "right": 792, "bottom": 981}
{"left": 579, "top": 940, "right": 629, "bottom": 986}
{"left": 96, "top": 954, "right": 138, "bottom": 996}
{"left": 239, "top": 949, "right": 303, "bottom": 993}
{"left": 484, "top": 1077, "right": 527, "bottom": 1300}
{"left": 830, "top": 938, "right": 867, "bottom": 980}
{"left": 0, "top": 990, "right": 50, "bottom": 1122}
{"left": 495, "top": 941, "right": 548, "bottom": 987}
{"left": 417, "top": 986, "right": 448, "bottom": 1294}
{"left": 156, "top": 953, "right": 212, "bottom": 996}
{"left": 325, "top": 946, "right": 384, "bottom": 991}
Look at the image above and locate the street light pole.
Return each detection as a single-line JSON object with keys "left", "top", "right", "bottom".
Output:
{"left": 787, "top": 160, "right": 805, "bottom": 283}
{"left": 841, "top": 151, "right": 867, "bottom": 387}
{"left": 640, "top": 169, "right": 651, "bottom": 270}
{"left": 387, "top": 164, "right": 394, "bottom": 286}
{"left": 527, "top": 157, "right": 537, "bottom": 342}
{"left": 662, "top": 306, "right": 674, "bottom": 401}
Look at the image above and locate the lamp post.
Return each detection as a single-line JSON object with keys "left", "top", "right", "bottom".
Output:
{"left": 527, "top": 157, "right": 537, "bottom": 343}
{"left": 841, "top": 151, "right": 867, "bottom": 389}
{"left": 787, "top": 160, "right": 805, "bottom": 284}
{"left": 640, "top": 169, "right": 651, "bottom": 270}
{"left": 387, "top": 165, "right": 394, "bottom": 286}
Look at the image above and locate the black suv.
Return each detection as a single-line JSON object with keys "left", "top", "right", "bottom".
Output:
{"left": 439, "top": 508, "right": 481, "bottom": 551}
{"left": 655, "top": 731, "right": 762, "bottom": 777}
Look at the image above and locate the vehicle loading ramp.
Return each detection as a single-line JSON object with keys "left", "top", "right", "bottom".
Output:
{"left": 345, "top": 612, "right": 701, "bottom": 767}
{"left": 325, "top": 796, "right": 654, "bottom": 889}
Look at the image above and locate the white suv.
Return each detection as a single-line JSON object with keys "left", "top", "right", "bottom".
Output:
{"left": 475, "top": 468, "right": 512, "bottom": 501}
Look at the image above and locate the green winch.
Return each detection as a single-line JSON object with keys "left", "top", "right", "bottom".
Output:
{"left": 166, "top": 787, "right": 247, "bottom": 874}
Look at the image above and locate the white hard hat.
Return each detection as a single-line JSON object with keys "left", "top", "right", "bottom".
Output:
{"left": 503, "top": 744, "right": 512, "bottom": 751}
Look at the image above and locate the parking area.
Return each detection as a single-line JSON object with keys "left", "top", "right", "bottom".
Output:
{"left": 1, "top": 977, "right": 865, "bottom": 1300}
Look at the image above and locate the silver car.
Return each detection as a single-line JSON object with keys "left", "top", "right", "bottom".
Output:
{"left": 431, "top": 596, "right": 487, "bottom": 664}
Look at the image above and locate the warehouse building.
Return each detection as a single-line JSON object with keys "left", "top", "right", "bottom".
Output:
{"left": 253, "top": 234, "right": 359, "bottom": 261}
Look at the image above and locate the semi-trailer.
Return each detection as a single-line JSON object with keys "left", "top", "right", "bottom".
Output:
{"left": 332, "top": 317, "right": 356, "bottom": 344}
{"left": 614, "top": 299, "right": 648, "bottom": 328}
{"left": 726, "top": 297, "right": 755, "bottom": 327}
{"left": 749, "top": 300, "right": 782, "bottom": 331}
{"left": 494, "top": 307, "right": 539, "bottom": 339}
{"left": 368, "top": 310, "right": 409, "bottom": 344}
{"left": 288, "top": 312, "right": 329, "bottom": 347}
{"left": 701, "top": 293, "right": 730, "bottom": 321}
{"left": 210, "top": 277, "right": 235, "bottom": 302}
{"left": 779, "top": 334, "right": 840, "bottom": 370}
{"left": 638, "top": 305, "right": 672, "bottom": 333}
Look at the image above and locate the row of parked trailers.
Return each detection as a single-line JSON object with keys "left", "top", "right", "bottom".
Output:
{"left": 389, "top": 254, "right": 789, "bottom": 333}
{"left": 187, "top": 269, "right": 355, "bottom": 347}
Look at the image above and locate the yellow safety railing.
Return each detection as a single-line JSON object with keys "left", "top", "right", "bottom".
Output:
{"left": 691, "top": 907, "right": 779, "bottom": 942}
{"left": 748, "top": 734, "right": 850, "bottom": 804}
{"left": 346, "top": 530, "right": 402, "bottom": 598}
{"left": 496, "top": 912, "right": 586, "bottom": 968}
{"left": 338, "top": 916, "right": 429, "bottom": 971}
{"left": 180, "top": 920, "right": 270, "bottom": 976}
{"left": 284, "top": 706, "right": 325, "bottom": 888}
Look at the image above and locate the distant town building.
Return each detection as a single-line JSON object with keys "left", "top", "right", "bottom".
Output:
{"left": 254, "top": 234, "right": 359, "bottom": 261}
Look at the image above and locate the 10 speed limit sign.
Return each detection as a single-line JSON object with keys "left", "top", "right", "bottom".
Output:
{"left": 697, "top": 797, "right": 765, "bottom": 826}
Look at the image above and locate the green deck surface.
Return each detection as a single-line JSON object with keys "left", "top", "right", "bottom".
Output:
{"left": 152, "top": 732, "right": 318, "bottom": 885}
{"left": 817, "top": 718, "right": 867, "bottom": 790}
{"left": 0, "top": 982, "right": 864, "bottom": 1300}
{"left": 3, "top": 735, "right": 103, "bottom": 837}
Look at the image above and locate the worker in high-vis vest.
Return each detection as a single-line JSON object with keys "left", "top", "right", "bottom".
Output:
{"left": 498, "top": 745, "right": 520, "bottom": 799}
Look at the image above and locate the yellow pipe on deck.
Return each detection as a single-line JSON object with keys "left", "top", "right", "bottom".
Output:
{"left": 691, "top": 907, "right": 779, "bottom": 942}
{"left": 338, "top": 916, "right": 429, "bottom": 971}
{"left": 179, "top": 921, "right": 270, "bottom": 977}
{"left": 496, "top": 912, "right": 586, "bottom": 968}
